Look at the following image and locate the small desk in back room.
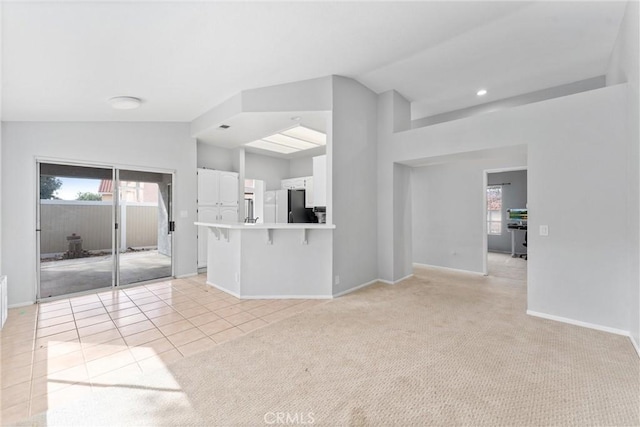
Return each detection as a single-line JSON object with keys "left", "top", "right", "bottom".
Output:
{"left": 507, "top": 223, "right": 527, "bottom": 258}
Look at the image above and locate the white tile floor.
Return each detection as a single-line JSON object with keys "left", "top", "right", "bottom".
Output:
{"left": 0, "top": 274, "right": 325, "bottom": 424}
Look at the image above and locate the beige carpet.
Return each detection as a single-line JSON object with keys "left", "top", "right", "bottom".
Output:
{"left": 487, "top": 251, "right": 527, "bottom": 282}
{"left": 18, "top": 266, "right": 639, "bottom": 426}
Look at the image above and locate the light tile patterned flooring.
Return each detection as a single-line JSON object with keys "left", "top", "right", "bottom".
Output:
{"left": 0, "top": 275, "right": 324, "bottom": 424}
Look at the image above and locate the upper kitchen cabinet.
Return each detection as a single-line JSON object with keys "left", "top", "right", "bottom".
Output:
{"left": 197, "top": 169, "right": 239, "bottom": 206}
{"left": 281, "top": 177, "right": 308, "bottom": 190}
{"left": 282, "top": 176, "right": 314, "bottom": 208}
{"left": 313, "top": 155, "right": 326, "bottom": 207}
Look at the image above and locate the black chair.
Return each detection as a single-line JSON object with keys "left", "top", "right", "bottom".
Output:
{"left": 520, "top": 232, "right": 527, "bottom": 260}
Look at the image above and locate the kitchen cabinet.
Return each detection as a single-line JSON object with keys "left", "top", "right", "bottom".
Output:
{"left": 197, "top": 168, "right": 239, "bottom": 268}
{"left": 312, "top": 155, "right": 326, "bottom": 207}
{"left": 281, "top": 176, "right": 314, "bottom": 208}
{"left": 281, "top": 177, "right": 306, "bottom": 190}
{"left": 198, "top": 169, "right": 238, "bottom": 206}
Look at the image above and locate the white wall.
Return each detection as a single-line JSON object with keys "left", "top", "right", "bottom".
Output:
{"left": 383, "top": 84, "right": 631, "bottom": 332}
{"left": 289, "top": 156, "right": 313, "bottom": 178}
{"left": 606, "top": 0, "right": 639, "bottom": 350}
{"left": 411, "top": 148, "right": 527, "bottom": 272}
{"left": 245, "top": 152, "right": 289, "bottom": 191}
{"left": 0, "top": 2, "right": 3, "bottom": 279}
{"left": 331, "top": 76, "right": 379, "bottom": 294}
{"left": 2, "top": 122, "right": 197, "bottom": 306}
{"left": 241, "top": 76, "right": 332, "bottom": 114}
{"left": 197, "top": 141, "right": 234, "bottom": 171}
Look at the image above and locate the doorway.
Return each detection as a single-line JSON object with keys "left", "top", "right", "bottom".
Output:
{"left": 484, "top": 167, "right": 528, "bottom": 281}
{"left": 37, "top": 161, "right": 174, "bottom": 299}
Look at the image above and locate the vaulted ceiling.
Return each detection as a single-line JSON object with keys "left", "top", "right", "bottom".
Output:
{"left": 1, "top": 1, "right": 628, "bottom": 122}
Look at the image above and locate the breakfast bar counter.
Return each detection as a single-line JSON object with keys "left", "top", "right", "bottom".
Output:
{"left": 195, "top": 222, "right": 335, "bottom": 299}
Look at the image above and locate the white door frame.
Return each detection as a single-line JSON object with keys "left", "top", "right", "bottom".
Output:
{"left": 482, "top": 166, "right": 527, "bottom": 276}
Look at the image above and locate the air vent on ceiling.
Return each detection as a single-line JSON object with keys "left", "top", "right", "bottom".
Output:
{"left": 218, "top": 124, "right": 230, "bottom": 129}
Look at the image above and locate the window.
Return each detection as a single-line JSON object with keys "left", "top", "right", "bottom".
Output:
{"left": 487, "top": 186, "right": 502, "bottom": 235}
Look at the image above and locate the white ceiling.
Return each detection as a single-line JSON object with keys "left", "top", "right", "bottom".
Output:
{"left": 196, "top": 111, "right": 328, "bottom": 154}
{"left": 1, "top": 1, "right": 628, "bottom": 123}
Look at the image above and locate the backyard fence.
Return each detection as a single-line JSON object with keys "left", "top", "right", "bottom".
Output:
{"left": 40, "top": 200, "right": 159, "bottom": 254}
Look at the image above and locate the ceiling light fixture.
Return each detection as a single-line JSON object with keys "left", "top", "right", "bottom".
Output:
{"left": 246, "top": 125, "right": 326, "bottom": 155}
{"left": 108, "top": 96, "right": 142, "bottom": 110}
{"left": 291, "top": 116, "right": 301, "bottom": 121}
{"left": 476, "top": 89, "right": 488, "bottom": 96}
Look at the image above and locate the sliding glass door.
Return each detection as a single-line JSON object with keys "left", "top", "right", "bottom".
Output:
{"left": 37, "top": 161, "right": 174, "bottom": 299}
{"left": 38, "top": 163, "right": 115, "bottom": 298}
{"left": 116, "top": 169, "right": 173, "bottom": 286}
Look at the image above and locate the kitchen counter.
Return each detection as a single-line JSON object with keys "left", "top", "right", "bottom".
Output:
{"left": 195, "top": 221, "right": 334, "bottom": 298}
{"left": 195, "top": 221, "right": 335, "bottom": 230}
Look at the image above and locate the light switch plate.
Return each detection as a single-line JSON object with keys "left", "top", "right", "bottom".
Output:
{"left": 539, "top": 225, "right": 549, "bottom": 236}
{"left": 179, "top": 210, "right": 188, "bottom": 219}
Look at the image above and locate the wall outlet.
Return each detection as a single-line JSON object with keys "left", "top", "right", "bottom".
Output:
{"left": 539, "top": 225, "right": 549, "bottom": 236}
{"left": 334, "top": 275, "right": 340, "bottom": 285}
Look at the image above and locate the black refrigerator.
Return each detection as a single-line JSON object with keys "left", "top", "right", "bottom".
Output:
{"left": 287, "top": 189, "right": 312, "bottom": 223}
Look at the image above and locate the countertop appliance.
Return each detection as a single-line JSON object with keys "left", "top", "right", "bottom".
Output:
{"left": 313, "top": 206, "right": 326, "bottom": 224}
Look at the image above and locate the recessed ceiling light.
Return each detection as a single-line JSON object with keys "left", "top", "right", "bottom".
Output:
{"left": 291, "top": 116, "right": 301, "bottom": 121}
{"left": 477, "top": 89, "right": 488, "bottom": 96}
{"left": 108, "top": 96, "right": 141, "bottom": 110}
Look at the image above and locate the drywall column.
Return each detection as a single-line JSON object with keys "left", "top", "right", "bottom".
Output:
{"left": 377, "top": 90, "right": 411, "bottom": 283}
{"left": 605, "top": 0, "right": 640, "bottom": 349}
{"left": 393, "top": 163, "right": 413, "bottom": 280}
{"left": 331, "top": 76, "right": 379, "bottom": 294}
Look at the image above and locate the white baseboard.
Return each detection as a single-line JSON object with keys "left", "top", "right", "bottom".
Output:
{"left": 526, "top": 310, "right": 630, "bottom": 336}
{"left": 206, "top": 281, "right": 242, "bottom": 298}
{"left": 333, "top": 279, "right": 379, "bottom": 297}
{"left": 413, "top": 262, "right": 485, "bottom": 276}
{"left": 630, "top": 335, "right": 640, "bottom": 358}
{"left": 206, "top": 281, "right": 331, "bottom": 300}
{"left": 176, "top": 273, "right": 198, "bottom": 279}
{"left": 240, "top": 294, "right": 331, "bottom": 300}
{"left": 8, "top": 301, "right": 36, "bottom": 309}
{"left": 379, "top": 274, "right": 414, "bottom": 285}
